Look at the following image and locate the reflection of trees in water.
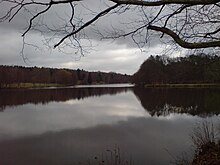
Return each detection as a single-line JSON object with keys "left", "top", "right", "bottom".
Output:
{"left": 133, "top": 87, "right": 220, "bottom": 116}
{"left": 0, "top": 87, "right": 131, "bottom": 111}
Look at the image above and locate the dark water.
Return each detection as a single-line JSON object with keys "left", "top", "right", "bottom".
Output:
{"left": 0, "top": 85, "right": 220, "bottom": 165}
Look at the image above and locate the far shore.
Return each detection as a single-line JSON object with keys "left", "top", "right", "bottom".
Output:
{"left": 0, "top": 83, "right": 66, "bottom": 89}
{"left": 0, "top": 83, "right": 133, "bottom": 89}
{"left": 2, "top": 83, "right": 220, "bottom": 89}
{"left": 144, "top": 83, "right": 220, "bottom": 88}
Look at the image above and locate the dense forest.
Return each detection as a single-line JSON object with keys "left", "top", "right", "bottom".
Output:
{"left": 0, "top": 65, "right": 131, "bottom": 88}
{"left": 132, "top": 54, "right": 220, "bottom": 85}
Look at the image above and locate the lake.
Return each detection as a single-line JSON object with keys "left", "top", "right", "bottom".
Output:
{"left": 0, "top": 85, "right": 220, "bottom": 165}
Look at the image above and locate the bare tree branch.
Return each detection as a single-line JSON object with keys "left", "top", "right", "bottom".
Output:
{"left": 148, "top": 25, "right": 220, "bottom": 49}
{"left": 111, "top": 0, "right": 220, "bottom": 6}
{"left": 22, "top": 4, "right": 52, "bottom": 37}
{"left": 0, "top": 0, "right": 220, "bottom": 54}
{"left": 54, "top": 3, "right": 120, "bottom": 48}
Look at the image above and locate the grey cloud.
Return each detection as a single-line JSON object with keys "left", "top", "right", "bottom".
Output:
{"left": 0, "top": 0, "right": 163, "bottom": 48}
{"left": 0, "top": 26, "right": 152, "bottom": 74}
{"left": 0, "top": 0, "right": 175, "bottom": 74}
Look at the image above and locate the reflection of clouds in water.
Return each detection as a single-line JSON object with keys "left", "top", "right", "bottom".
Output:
{"left": 0, "top": 89, "right": 219, "bottom": 142}
{"left": 0, "top": 88, "right": 220, "bottom": 164}
{"left": 157, "top": 113, "right": 195, "bottom": 121}
{"left": 0, "top": 91, "right": 146, "bottom": 140}
{"left": 106, "top": 108, "right": 148, "bottom": 117}
{"left": 0, "top": 87, "right": 131, "bottom": 111}
{"left": 63, "top": 100, "right": 78, "bottom": 105}
{"left": 1, "top": 116, "right": 219, "bottom": 165}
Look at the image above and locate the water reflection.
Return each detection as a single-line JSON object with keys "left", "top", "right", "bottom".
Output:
{"left": 0, "top": 87, "right": 131, "bottom": 111}
{"left": 0, "top": 89, "right": 146, "bottom": 140}
{"left": 0, "top": 86, "right": 220, "bottom": 165}
{"left": 0, "top": 116, "right": 201, "bottom": 165}
{"left": 133, "top": 87, "right": 220, "bottom": 116}
{"left": 1, "top": 86, "right": 220, "bottom": 117}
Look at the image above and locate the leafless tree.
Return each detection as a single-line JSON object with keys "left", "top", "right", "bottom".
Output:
{"left": 0, "top": 0, "right": 220, "bottom": 54}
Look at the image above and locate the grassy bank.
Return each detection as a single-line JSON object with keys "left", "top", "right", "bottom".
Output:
{"left": 144, "top": 83, "right": 220, "bottom": 88}
{"left": 1, "top": 83, "right": 65, "bottom": 89}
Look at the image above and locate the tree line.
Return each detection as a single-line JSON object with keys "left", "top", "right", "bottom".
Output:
{"left": 0, "top": 65, "right": 130, "bottom": 88}
{"left": 132, "top": 54, "right": 220, "bottom": 85}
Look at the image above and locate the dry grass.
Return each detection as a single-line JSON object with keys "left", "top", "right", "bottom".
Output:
{"left": 191, "top": 121, "right": 217, "bottom": 149}
{"left": 78, "top": 146, "right": 134, "bottom": 165}
{"left": 172, "top": 120, "right": 220, "bottom": 165}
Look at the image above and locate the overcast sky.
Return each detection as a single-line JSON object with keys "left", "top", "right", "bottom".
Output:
{"left": 0, "top": 0, "right": 186, "bottom": 75}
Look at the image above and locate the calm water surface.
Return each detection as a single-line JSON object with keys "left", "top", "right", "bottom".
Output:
{"left": 0, "top": 85, "right": 220, "bottom": 165}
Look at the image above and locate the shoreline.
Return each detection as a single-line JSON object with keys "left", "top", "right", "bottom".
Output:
{"left": 0, "top": 83, "right": 133, "bottom": 89}
{"left": 2, "top": 83, "right": 220, "bottom": 89}
{"left": 0, "top": 83, "right": 66, "bottom": 89}
{"left": 144, "top": 83, "right": 220, "bottom": 88}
